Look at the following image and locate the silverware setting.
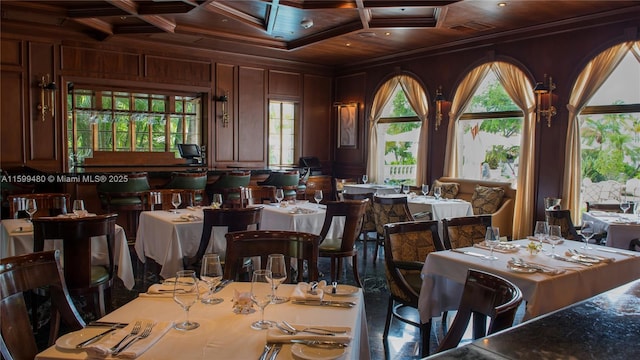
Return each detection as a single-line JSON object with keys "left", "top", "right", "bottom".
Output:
{"left": 509, "top": 258, "right": 564, "bottom": 275}
{"left": 113, "top": 322, "right": 155, "bottom": 355}
{"left": 110, "top": 320, "right": 142, "bottom": 352}
{"left": 291, "top": 300, "right": 356, "bottom": 308}
{"left": 268, "top": 343, "right": 282, "bottom": 360}
{"left": 75, "top": 326, "right": 120, "bottom": 348}
{"left": 280, "top": 320, "right": 347, "bottom": 336}
{"left": 258, "top": 343, "right": 273, "bottom": 360}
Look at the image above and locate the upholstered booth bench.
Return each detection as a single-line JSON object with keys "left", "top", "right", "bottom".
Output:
{"left": 434, "top": 177, "right": 516, "bottom": 239}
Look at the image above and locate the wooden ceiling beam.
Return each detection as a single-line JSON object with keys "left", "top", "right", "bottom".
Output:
{"left": 177, "top": 24, "right": 287, "bottom": 49}
{"left": 72, "top": 17, "right": 114, "bottom": 36}
{"left": 107, "top": 0, "right": 177, "bottom": 33}
{"left": 278, "top": 1, "right": 357, "bottom": 9}
{"left": 288, "top": 21, "right": 363, "bottom": 50}
{"left": 361, "top": 0, "right": 459, "bottom": 7}
{"left": 205, "top": 1, "right": 265, "bottom": 29}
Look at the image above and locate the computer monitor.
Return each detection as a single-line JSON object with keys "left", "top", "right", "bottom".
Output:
{"left": 177, "top": 144, "right": 202, "bottom": 159}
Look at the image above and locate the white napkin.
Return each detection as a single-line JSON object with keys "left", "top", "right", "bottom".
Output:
{"left": 171, "top": 214, "right": 201, "bottom": 222}
{"left": 266, "top": 324, "right": 351, "bottom": 344}
{"left": 85, "top": 320, "right": 172, "bottom": 359}
{"left": 526, "top": 236, "right": 565, "bottom": 245}
{"left": 474, "top": 241, "right": 520, "bottom": 253}
{"left": 290, "top": 281, "right": 327, "bottom": 301}
{"left": 141, "top": 279, "right": 209, "bottom": 298}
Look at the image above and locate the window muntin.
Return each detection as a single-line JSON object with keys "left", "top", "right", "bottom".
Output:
{"left": 268, "top": 101, "right": 297, "bottom": 167}
{"left": 457, "top": 71, "right": 523, "bottom": 184}
{"left": 579, "top": 52, "right": 640, "bottom": 205}
{"left": 67, "top": 88, "right": 202, "bottom": 166}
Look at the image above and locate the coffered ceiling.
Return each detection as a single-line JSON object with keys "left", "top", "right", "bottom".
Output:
{"left": 1, "top": 1, "right": 639, "bottom": 67}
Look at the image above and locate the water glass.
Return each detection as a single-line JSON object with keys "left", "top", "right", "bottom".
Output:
{"left": 421, "top": 184, "right": 429, "bottom": 196}
{"left": 250, "top": 270, "right": 273, "bottom": 330}
{"left": 314, "top": 190, "right": 323, "bottom": 209}
{"left": 171, "top": 192, "right": 182, "bottom": 213}
{"left": 275, "top": 189, "right": 284, "bottom": 205}
{"left": 485, "top": 226, "right": 500, "bottom": 260}
{"left": 620, "top": 199, "right": 630, "bottom": 214}
{"left": 26, "top": 199, "right": 38, "bottom": 222}
{"left": 581, "top": 220, "right": 594, "bottom": 249}
{"left": 266, "top": 254, "right": 288, "bottom": 304}
{"left": 402, "top": 185, "right": 410, "bottom": 195}
{"left": 200, "top": 254, "right": 224, "bottom": 305}
{"left": 433, "top": 186, "right": 442, "bottom": 200}
{"left": 362, "top": 174, "right": 368, "bottom": 184}
{"left": 173, "top": 270, "right": 200, "bottom": 331}
{"left": 547, "top": 225, "right": 562, "bottom": 256}
{"left": 211, "top": 193, "right": 223, "bottom": 209}
{"left": 533, "top": 221, "right": 549, "bottom": 246}
{"left": 72, "top": 200, "right": 86, "bottom": 217}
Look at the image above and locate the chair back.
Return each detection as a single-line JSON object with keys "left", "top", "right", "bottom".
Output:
{"left": 372, "top": 195, "right": 414, "bottom": 236}
{"left": 183, "top": 207, "right": 263, "bottom": 271}
{"left": 145, "top": 189, "right": 199, "bottom": 210}
{"left": 319, "top": 200, "right": 367, "bottom": 252}
{"left": 245, "top": 185, "right": 277, "bottom": 205}
{"left": 219, "top": 186, "right": 248, "bottom": 208}
{"left": 1, "top": 251, "right": 84, "bottom": 360}
{"left": 442, "top": 215, "right": 492, "bottom": 249}
{"left": 436, "top": 269, "right": 523, "bottom": 353}
{"left": 163, "top": 171, "right": 207, "bottom": 205}
{"left": 545, "top": 209, "right": 580, "bottom": 240}
{"left": 97, "top": 172, "right": 150, "bottom": 211}
{"left": 206, "top": 172, "right": 251, "bottom": 205}
{"left": 258, "top": 171, "right": 300, "bottom": 200}
{"left": 343, "top": 192, "right": 376, "bottom": 232}
{"left": 32, "top": 214, "right": 118, "bottom": 317}
{"left": 224, "top": 230, "right": 320, "bottom": 283}
{"left": 304, "top": 175, "right": 335, "bottom": 203}
{"left": 8, "top": 193, "right": 70, "bottom": 218}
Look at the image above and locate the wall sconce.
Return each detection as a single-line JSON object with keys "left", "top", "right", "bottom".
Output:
{"left": 37, "top": 74, "right": 56, "bottom": 121}
{"left": 533, "top": 74, "right": 556, "bottom": 127}
{"left": 434, "top": 86, "right": 446, "bottom": 130}
{"left": 215, "top": 92, "right": 229, "bottom": 127}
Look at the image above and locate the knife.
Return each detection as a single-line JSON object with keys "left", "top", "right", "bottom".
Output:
{"left": 594, "top": 247, "right": 638, "bottom": 257}
{"left": 289, "top": 339, "right": 349, "bottom": 348}
{"left": 75, "top": 326, "right": 119, "bottom": 348}
{"left": 86, "top": 321, "right": 128, "bottom": 328}
{"left": 450, "top": 249, "right": 489, "bottom": 259}
{"left": 291, "top": 300, "right": 355, "bottom": 308}
{"left": 213, "top": 279, "right": 233, "bottom": 293}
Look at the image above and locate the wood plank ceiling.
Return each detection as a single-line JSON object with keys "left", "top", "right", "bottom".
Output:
{"left": 1, "top": 0, "right": 639, "bottom": 67}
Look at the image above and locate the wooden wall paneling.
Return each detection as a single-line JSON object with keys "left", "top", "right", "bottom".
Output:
{"left": 61, "top": 46, "right": 140, "bottom": 77}
{"left": 302, "top": 74, "right": 332, "bottom": 170}
{"left": 268, "top": 70, "right": 301, "bottom": 96}
{"left": 237, "top": 66, "right": 265, "bottom": 163}
{"left": 0, "top": 71, "right": 25, "bottom": 166}
{"left": 1, "top": 38, "right": 22, "bottom": 68}
{"left": 333, "top": 72, "right": 366, "bottom": 178}
{"left": 145, "top": 55, "right": 211, "bottom": 85}
{"left": 214, "top": 63, "right": 235, "bottom": 163}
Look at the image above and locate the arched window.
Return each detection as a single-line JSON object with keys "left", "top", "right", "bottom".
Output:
{"left": 367, "top": 75, "right": 429, "bottom": 186}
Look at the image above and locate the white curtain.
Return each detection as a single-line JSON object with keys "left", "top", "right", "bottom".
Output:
{"left": 443, "top": 64, "right": 491, "bottom": 177}
{"left": 563, "top": 41, "right": 636, "bottom": 223}
{"left": 399, "top": 75, "right": 429, "bottom": 185}
{"left": 492, "top": 62, "right": 536, "bottom": 238}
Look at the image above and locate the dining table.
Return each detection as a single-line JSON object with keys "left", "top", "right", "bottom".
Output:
{"left": 418, "top": 238, "right": 640, "bottom": 324}
{"left": 35, "top": 282, "right": 370, "bottom": 360}
{"left": 0, "top": 218, "right": 135, "bottom": 290}
{"left": 581, "top": 211, "right": 640, "bottom": 249}
{"left": 424, "top": 277, "right": 640, "bottom": 359}
{"left": 135, "top": 202, "right": 345, "bottom": 280}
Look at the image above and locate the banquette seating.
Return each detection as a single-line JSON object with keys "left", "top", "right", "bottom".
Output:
{"left": 162, "top": 171, "right": 208, "bottom": 205}
{"left": 258, "top": 171, "right": 301, "bottom": 200}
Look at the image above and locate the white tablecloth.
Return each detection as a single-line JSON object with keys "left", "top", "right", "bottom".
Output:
{"left": 258, "top": 201, "right": 345, "bottom": 239}
{"left": 418, "top": 239, "right": 640, "bottom": 323}
{"left": 0, "top": 219, "right": 135, "bottom": 290}
{"left": 35, "top": 282, "right": 371, "bottom": 360}
{"left": 582, "top": 211, "right": 640, "bottom": 249}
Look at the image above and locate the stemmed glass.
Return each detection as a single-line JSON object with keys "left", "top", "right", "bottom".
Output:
{"left": 362, "top": 174, "right": 368, "bottom": 184}
{"left": 171, "top": 193, "right": 182, "bottom": 213}
{"left": 314, "top": 190, "right": 323, "bottom": 209}
{"left": 266, "top": 254, "right": 288, "bottom": 304}
{"left": 173, "top": 270, "right": 200, "bottom": 331}
{"left": 534, "top": 221, "right": 549, "bottom": 247}
{"left": 421, "top": 184, "right": 429, "bottom": 197}
{"left": 211, "top": 193, "right": 223, "bottom": 209}
{"left": 580, "top": 220, "right": 594, "bottom": 250}
{"left": 250, "top": 269, "right": 273, "bottom": 330}
{"left": 200, "top": 254, "right": 224, "bottom": 305}
{"left": 484, "top": 226, "right": 500, "bottom": 260}
{"left": 25, "top": 199, "right": 37, "bottom": 222}
{"left": 402, "top": 185, "right": 410, "bottom": 195}
{"left": 547, "top": 225, "right": 562, "bottom": 256}
{"left": 620, "top": 199, "right": 630, "bottom": 214}
{"left": 72, "top": 200, "right": 86, "bottom": 217}
{"left": 275, "top": 188, "right": 284, "bottom": 206}
{"left": 433, "top": 186, "right": 442, "bottom": 200}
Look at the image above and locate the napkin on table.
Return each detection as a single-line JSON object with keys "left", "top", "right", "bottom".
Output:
{"left": 526, "top": 236, "right": 565, "bottom": 245}
{"left": 290, "top": 280, "right": 327, "bottom": 301}
{"left": 266, "top": 324, "right": 352, "bottom": 344}
{"left": 473, "top": 241, "right": 520, "bottom": 253}
{"left": 141, "top": 279, "right": 209, "bottom": 298}
{"left": 85, "top": 320, "right": 173, "bottom": 359}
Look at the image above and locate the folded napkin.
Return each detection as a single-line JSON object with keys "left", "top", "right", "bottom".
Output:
{"left": 141, "top": 279, "right": 209, "bottom": 298}
{"left": 85, "top": 320, "right": 172, "bottom": 359}
{"left": 564, "top": 250, "right": 614, "bottom": 263}
{"left": 11, "top": 225, "right": 33, "bottom": 234}
{"left": 288, "top": 207, "right": 316, "bottom": 214}
{"left": 291, "top": 281, "right": 327, "bottom": 301}
{"left": 474, "top": 241, "right": 520, "bottom": 253}
{"left": 266, "top": 324, "right": 352, "bottom": 344}
{"left": 526, "top": 236, "right": 565, "bottom": 245}
{"left": 171, "top": 214, "right": 202, "bottom": 222}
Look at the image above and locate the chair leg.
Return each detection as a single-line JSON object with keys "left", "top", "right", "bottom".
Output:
{"left": 373, "top": 234, "right": 380, "bottom": 264}
{"left": 329, "top": 257, "right": 337, "bottom": 283}
{"left": 361, "top": 231, "right": 368, "bottom": 261}
{"left": 420, "top": 319, "right": 432, "bottom": 357}
{"left": 383, "top": 297, "right": 394, "bottom": 340}
{"left": 351, "top": 254, "right": 364, "bottom": 288}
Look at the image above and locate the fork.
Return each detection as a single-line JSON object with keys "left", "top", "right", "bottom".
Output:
{"left": 268, "top": 343, "right": 282, "bottom": 360}
{"left": 113, "top": 322, "right": 155, "bottom": 355}
{"left": 110, "top": 320, "right": 142, "bottom": 351}
{"left": 281, "top": 321, "right": 346, "bottom": 335}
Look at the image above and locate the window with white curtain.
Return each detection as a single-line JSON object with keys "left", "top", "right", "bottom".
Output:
{"left": 268, "top": 100, "right": 298, "bottom": 166}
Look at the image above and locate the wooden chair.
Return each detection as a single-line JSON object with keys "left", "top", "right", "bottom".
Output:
{"left": 441, "top": 215, "right": 492, "bottom": 249}
{"left": 32, "top": 214, "right": 118, "bottom": 319}
{"left": 435, "top": 269, "right": 523, "bottom": 353}
{"left": 183, "top": 207, "right": 263, "bottom": 273}
{"left": 304, "top": 175, "right": 336, "bottom": 203}
{"left": 334, "top": 177, "right": 358, "bottom": 200}
{"left": 223, "top": 230, "right": 320, "bottom": 283}
{"left": 245, "top": 185, "right": 277, "bottom": 205}
{"left": 371, "top": 195, "right": 414, "bottom": 263}
{"left": 97, "top": 172, "right": 149, "bottom": 241}
{"left": 0, "top": 250, "right": 85, "bottom": 360}
{"left": 545, "top": 210, "right": 582, "bottom": 241}
{"left": 162, "top": 171, "right": 208, "bottom": 205}
{"left": 218, "top": 186, "right": 248, "bottom": 208}
{"left": 8, "top": 193, "right": 70, "bottom": 218}
{"left": 382, "top": 220, "right": 444, "bottom": 357}
{"left": 206, "top": 171, "right": 251, "bottom": 205}
{"left": 258, "top": 171, "right": 300, "bottom": 200}
{"left": 343, "top": 192, "right": 376, "bottom": 258}
{"left": 318, "top": 199, "right": 368, "bottom": 288}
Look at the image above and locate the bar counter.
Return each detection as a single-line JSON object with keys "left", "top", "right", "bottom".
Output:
{"left": 424, "top": 277, "right": 640, "bottom": 359}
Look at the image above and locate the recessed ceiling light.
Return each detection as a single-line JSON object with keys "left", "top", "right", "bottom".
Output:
{"left": 498, "top": 2, "right": 507, "bottom": 7}
{"left": 385, "top": 32, "right": 391, "bottom": 36}
{"left": 346, "top": 43, "right": 351, "bottom": 47}
{"left": 359, "top": 32, "right": 376, "bottom": 38}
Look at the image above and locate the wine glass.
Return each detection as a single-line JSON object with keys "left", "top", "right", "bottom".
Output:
{"left": 547, "top": 225, "right": 562, "bottom": 256}
{"left": 266, "top": 254, "right": 288, "bottom": 304}
{"left": 362, "top": 174, "right": 368, "bottom": 184}
{"left": 211, "top": 193, "right": 223, "bottom": 209}
{"left": 620, "top": 199, "right": 630, "bottom": 214}
{"left": 171, "top": 192, "right": 182, "bottom": 213}
{"left": 484, "top": 226, "right": 500, "bottom": 260}
{"left": 533, "top": 221, "right": 549, "bottom": 247}
{"left": 275, "top": 188, "right": 284, "bottom": 206}
{"left": 402, "top": 185, "right": 410, "bottom": 195}
{"left": 421, "top": 184, "right": 429, "bottom": 197}
{"left": 314, "top": 190, "right": 323, "bottom": 209}
{"left": 580, "top": 220, "right": 594, "bottom": 250}
{"left": 250, "top": 269, "right": 273, "bottom": 330}
{"left": 433, "top": 186, "right": 442, "bottom": 200}
{"left": 200, "top": 254, "right": 224, "bottom": 305}
{"left": 72, "top": 200, "right": 86, "bottom": 217}
{"left": 25, "top": 199, "right": 37, "bottom": 222}
{"left": 173, "top": 270, "right": 200, "bottom": 331}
